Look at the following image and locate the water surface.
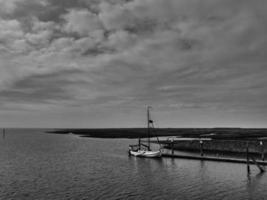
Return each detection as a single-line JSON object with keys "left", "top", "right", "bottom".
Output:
{"left": 0, "top": 129, "right": 266, "bottom": 200}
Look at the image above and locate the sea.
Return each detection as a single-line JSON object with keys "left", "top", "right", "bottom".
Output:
{"left": 1, "top": 129, "right": 267, "bottom": 200}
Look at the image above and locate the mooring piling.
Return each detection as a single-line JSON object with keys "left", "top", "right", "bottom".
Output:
{"left": 260, "top": 141, "right": 264, "bottom": 161}
{"left": 200, "top": 140, "right": 204, "bottom": 157}
{"left": 2, "top": 128, "right": 5, "bottom": 139}
{"left": 171, "top": 140, "right": 174, "bottom": 155}
{"left": 246, "top": 142, "right": 250, "bottom": 173}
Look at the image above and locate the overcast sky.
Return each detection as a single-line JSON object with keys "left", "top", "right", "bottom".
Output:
{"left": 0, "top": 0, "right": 266, "bottom": 128}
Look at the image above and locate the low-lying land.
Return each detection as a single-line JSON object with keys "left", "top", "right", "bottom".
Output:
{"left": 48, "top": 128, "right": 267, "bottom": 140}
{"left": 48, "top": 128, "right": 267, "bottom": 155}
{"left": 162, "top": 140, "right": 267, "bottom": 155}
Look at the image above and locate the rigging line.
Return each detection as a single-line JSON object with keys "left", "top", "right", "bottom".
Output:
{"left": 151, "top": 122, "right": 162, "bottom": 149}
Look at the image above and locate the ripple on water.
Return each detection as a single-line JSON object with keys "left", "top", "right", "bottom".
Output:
{"left": 1, "top": 130, "right": 267, "bottom": 200}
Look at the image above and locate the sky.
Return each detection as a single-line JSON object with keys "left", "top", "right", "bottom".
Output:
{"left": 0, "top": 0, "right": 267, "bottom": 128}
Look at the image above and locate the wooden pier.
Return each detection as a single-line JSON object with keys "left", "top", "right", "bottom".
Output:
{"left": 160, "top": 138, "right": 267, "bottom": 173}
{"left": 162, "top": 153, "right": 267, "bottom": 166}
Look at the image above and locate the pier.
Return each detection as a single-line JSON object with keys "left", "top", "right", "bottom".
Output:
{"left": 161, "top": 153, "right": 267, "bottom": 166}
{"left": 159, "top": 138, "right": 267, "bottom": 173}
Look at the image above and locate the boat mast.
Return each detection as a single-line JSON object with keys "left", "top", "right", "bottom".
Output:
{"left": 147, "top": 106, "right": 151, "bottom": 150}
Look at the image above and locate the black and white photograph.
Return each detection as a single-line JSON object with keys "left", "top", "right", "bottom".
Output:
{"left": 1, "top": 0, "right": 267, "bottom": 199}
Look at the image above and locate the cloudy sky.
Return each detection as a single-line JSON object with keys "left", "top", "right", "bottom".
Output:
{"left": 0, "top": 0, "right": 266, "bottom": 128}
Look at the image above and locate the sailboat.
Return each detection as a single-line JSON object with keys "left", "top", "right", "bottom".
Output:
{"left": 128, "top": 106, "right": 162, "bottom": 158}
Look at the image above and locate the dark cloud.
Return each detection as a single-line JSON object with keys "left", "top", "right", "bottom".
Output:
{"left": 0, "top": 0, "right": 267, "bottom": 127}
{"left": 0, "top": 69, "right": 85, "bottom": 106}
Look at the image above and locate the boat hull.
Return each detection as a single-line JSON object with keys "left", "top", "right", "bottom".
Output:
{"left": 129, "top": 150, "right": 162, "bottom": 158}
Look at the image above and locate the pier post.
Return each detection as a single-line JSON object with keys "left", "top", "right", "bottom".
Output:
{"left": 171, "top": 138, "right": 174, "bottom": 155}
{"left": 246, "top": 142, "right": 250, "bottom": 174}
{"left": 260, "top": 141, "right": 264, "bottom": 161}
{"left": 2, "top": 128, "right": 5, "bottom": 139}
{"left": 200, "top": 140, "right": 203, "bottom": 157}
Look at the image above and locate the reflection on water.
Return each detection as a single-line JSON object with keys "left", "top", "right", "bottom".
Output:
{"left": 0, "top": 129, "right": 267, "bottom": 200}
{"left": 246, "top": 172, "right": 265, "bottom": 200}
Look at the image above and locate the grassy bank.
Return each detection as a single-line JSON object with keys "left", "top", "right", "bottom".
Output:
{"left": 48, "top": 128, "right": 267, "bottom": 155}
{"left": 164, "top": 140, "right": 266, "bottom": 154}
{"left": 48, "top": 128, "right": 267, "bottom": 139}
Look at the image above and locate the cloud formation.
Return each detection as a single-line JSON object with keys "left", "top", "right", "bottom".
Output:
{"left": 0, "top": 0, "right": 267, "bottom": 127}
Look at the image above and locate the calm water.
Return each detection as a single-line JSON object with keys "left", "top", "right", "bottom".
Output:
{"left": 1, "top": 129, "right": 267, "bottom": 200}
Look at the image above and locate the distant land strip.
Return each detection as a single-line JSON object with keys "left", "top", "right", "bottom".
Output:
{"left": 47, "top": 128, "right": 267, "bottom": 140}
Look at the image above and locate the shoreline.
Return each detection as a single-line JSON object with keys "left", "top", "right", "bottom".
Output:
{"left": 47, "top": 128, "right": 267, "bottom": 155}
{"left": 47, "top": 127, "right": 267, "bottom": 139}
